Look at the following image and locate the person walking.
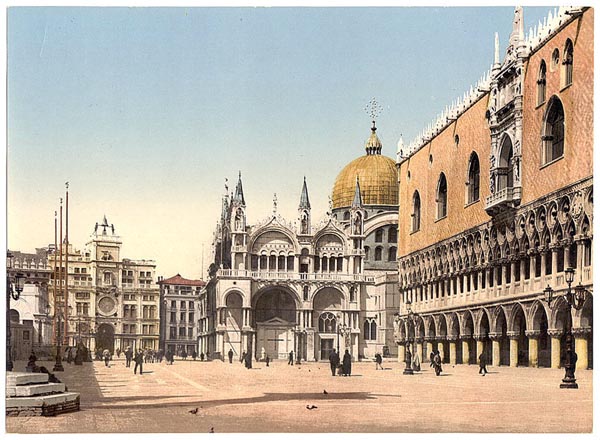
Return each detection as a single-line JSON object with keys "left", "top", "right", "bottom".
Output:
{"left": 134, "top": 349, "right": 144, "bottom": 375}
{"left": 200, "top": 352, "right": 205, "bottom": 362}
{"left": 228, "top": 349, "right": 234, "bottom": 364}
{"left": 478, "top": 351, "right": 488, "bottom": 376}
{"left": 342, "top": 349, "right": 352, "bottom": 377}
{"left": 182, "top": 349, "right": 188, "bottom": 361}
{"left": 244, "top": 351, "right": 252, "bottom": 369}
{"left": 329, "top": 349, "right": 340, "bottom": 376}
{"left": 429, "top": 351, "right": 435, "bottom": 368}
{"left": 433, "top": 350, "right": 442, "bottom": 376}
{"left": 375, "top": 353, "right": 383, "bottom": 370}
{"left": 125, "top": 347, "right": 133, "bottom": 368}
{"left": 288, "top": 351, "right": 294, "bottom": 365}
{"left": 192, "top": 350, "right": 197, "bottom": 361}
{"left": 266, "top": 355, "right": 270, "bottom": 367}
{"left": 240, "top": 351, "right": 246, "bottom": 363}
{"left": 102, "top": 349, "right": 110, "bottom": 367}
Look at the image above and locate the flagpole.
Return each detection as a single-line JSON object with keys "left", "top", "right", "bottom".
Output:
{"left": 64, "top": 183, "right": 69, "bottom": 346}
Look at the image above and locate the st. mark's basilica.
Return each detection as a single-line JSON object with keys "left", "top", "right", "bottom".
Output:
{"left": 200, "top": 6, "right": 593, "bottom": 371}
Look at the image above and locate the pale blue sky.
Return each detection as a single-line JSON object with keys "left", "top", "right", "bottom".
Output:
{"left": 7, "top": 6, "right": 553, "bottom": 278}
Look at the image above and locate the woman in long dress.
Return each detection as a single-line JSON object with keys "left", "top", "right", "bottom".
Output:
{"left": 342, "top": 350, "right": 352, "bottom": 376}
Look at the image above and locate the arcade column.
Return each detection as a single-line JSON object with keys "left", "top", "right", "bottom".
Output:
{"left": 547, "top": 329, "right": 562, "bottom": 369}
{"left": 573, "top": 327, "right": 591, "bottom": 370}
{"left": 525, "top": 330, "right": 540, "bottom": 368}
{"left": 489, "top": 332, "right": 501, "bottom": 367}
{"left": 460, "top": 335, "right": 471, "bottom": 364}
{"left": 507, "top": 331, "right": 519, "bottom": 367}
{"left": 447, "top": 336, "right": 458, "bottom": 365}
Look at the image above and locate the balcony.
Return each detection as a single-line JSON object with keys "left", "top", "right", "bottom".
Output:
{"left": 485, "top": 186, "right": 522, "bottom": 216}
{"left": 217, "top": 269, "right": 374, "bottom": 283}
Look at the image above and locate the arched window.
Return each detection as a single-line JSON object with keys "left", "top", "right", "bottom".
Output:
{"left": 563, "top": 39, "right": 573, "bottom": 87}
{"left": 303, "top": 286, "right": 309, "bottom": 301}
{"left": 319, "top": 312, "right": 337, "bottom": 333}
{"left": 388, "top": 247, "right": 397, "bottom": 262}
{"left": 412, "top": 191, "right": 421, "bottom": 232}
{"left": 343, "top": 211, "right": 351, "bottom": 221}
{"left": 467, "top": 152, "right": 480, "bottom": 204}
{"left": 371, "top": 320, "right": 377, "bottom": 340}
{"left": 537, "top": 60, "right": 547, "bottom": 105}
{"left": 388, "top": 227, "right": 397, "bottom": 243}
{"left": 363, "top": 320, "right": 370, "bottom": 340}
{"left": 375, "top": 247, "right": 383, "bottom": 261}
{"left": 436, "top": 173, "right": 448, "bottom": 219}
{"left": 543, "top": 97, "right": 565, "bottom": 164}
{"left": 498, "top": 136, "right": 514, "bottom": 191}
{"left": 375, "top": 228, "right": 384, "bottom": 243}
{"left": 364, "top": 246, "right": 370, "bottom": 260}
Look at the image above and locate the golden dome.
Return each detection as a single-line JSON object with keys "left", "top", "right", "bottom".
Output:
{"left": 332, "top": 154, "right": 398, "bottom": 209}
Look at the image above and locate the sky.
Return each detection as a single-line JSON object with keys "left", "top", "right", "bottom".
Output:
{"left": 7, "top": 4, "right": 556, "bottom": 279}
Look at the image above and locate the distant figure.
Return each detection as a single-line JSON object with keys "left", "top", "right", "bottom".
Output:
{"left": 67, "top": 347, "right": 73, "bottom": 364}
{"left": 375, "top": 353, "right": 383, "bottom": 370}
{"left": 413, "top": 353, "right": 421, "bottom": 372}
{"left": 181, "top": 349, "right": 188, "bottom": 361}
{"left": 266, "top": 355, "right": 270, "bottom": 367}
{"left": 167, "top": 350, "right": 174, "bottom": 365}
{"left": 433, "top": 350, "right": 442, "bottom": 376}
{"left": 342, "top": 350, "right": 352, "bottom": 377}
{"left": 478, "top": 352, "right": 488, "bottom": 376}
{"left": 228, "top": 349, "right": 234, "bottom": 364}
{"left": 192, "top": 350, "right": 197, "bottom": 361}
{"left": 102, "top": 349, "right": 110, "bottom": 367}
{"left": 329, "top": 349, "right": 340, "bottom": 376}
{"left": 134, "top": 349, "right": 144, "bottom": 375}
{"left": 429, "top": 351, "right": 435, "bottom": 368}
{"left": 125, "top": 347, "right": 133, "bottom": 368}
{"left": 200, "top": 352, "right": 205, "bottom": 362}
{"left": 116, "top": 348, "right": 121, "bottom": 359}
{"left": 288, "top": 350, "right": 294, "bottom": 365}
{"left": 240, "top": 351, "right": 246, "bottom": 363}
{"left": 26, "top": 351, "right": 39, "bottom": 372}
{"left": 244, "top": 351, "right": 252, "bottom": 369}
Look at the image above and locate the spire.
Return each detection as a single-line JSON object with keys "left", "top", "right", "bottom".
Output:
{"left": 233, "top": 171, "right": 245, "bottom": 206}
{"left": 365, "top": 120, "right": 383, "bottom": 155}
{"left": 351, "top": 176, "right": 363, "bottom": 208}
{"left": 299, "top": 176, "right": 311, "bottom": 210}
{"left": 508, "top": 7, "right": 523, "bottom": 52}
{"left": 272, "top": 193, "right": 278, "bottom": 216}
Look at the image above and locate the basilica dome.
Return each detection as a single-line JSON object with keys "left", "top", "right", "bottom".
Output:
{"left": 332, "top": 124, "right": 399, "bottom": 209}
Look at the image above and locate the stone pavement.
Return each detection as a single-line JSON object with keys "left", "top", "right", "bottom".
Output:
{"left": 4, "top": 358, "right": 593, "bottom": 433}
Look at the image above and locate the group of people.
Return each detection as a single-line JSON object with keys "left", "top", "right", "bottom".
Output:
{"left": 328, "top": 349, "right": 352, "bottom": 377}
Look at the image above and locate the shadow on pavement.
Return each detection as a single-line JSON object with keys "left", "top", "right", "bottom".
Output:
{"left": 85, "top": 391, "right": 378, "bottom": 411}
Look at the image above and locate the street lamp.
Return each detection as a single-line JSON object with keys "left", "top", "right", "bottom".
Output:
{"left": 336, "top": 312, "right": 351, "bottom": 354}
{"left": 543, "top": 266, "right": 587, "bottom": 389}
{"left": 6, "top": 251, "right": 26, "bottom": 371}
{"left": 402, "top": 299, "right": 419, "bottom": 375}
{"left": 53, "top": 305, "right": 67, "bottom": 372}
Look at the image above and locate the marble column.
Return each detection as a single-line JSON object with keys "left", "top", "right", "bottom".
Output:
{"left": 461, "top": 337, "right": 471, "bottom": 364}
{"left": 448, "top": 336, "right": 457, "bottom": 365}
{"left": 573, "top": 328, "right": 591, "bottom": 370}
{"left": 426, "top": 340, "right": 433, "bottom": 359}
{"left": 475, "top": 335, "right": 484, "bottom": 361}
{"left": 489, "top": 332, "right": 501, "bottom": 367}
{"left": 507, "top": 332, "right": 519, "bottom": 367}
{"left": 438, "top": 340, "right": 445, "bottom": 363}
{"left": 416, "top": 339, "right": 424, "bottom": 363}
{"left": 526, "top": 330, "right": 540, "bottom": 368}
{"left": 548, "top": 329, "right": 562, "bottom": 369}
{"left": 397, "top": 341, "right": 406, "bottom": 364}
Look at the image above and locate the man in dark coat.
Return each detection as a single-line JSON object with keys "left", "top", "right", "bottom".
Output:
{"left": 433, "top": 350, "right": 442, "bottom": 376}
{"left": 288, "top": 350, "right": 294, "bottom": 365}
{"left": 478, "top": 351, "right": 488, "bottom": 376}
{"left": 429, "top": 351, "right": 435, "bottom": 368}
{"left": 244, "top": 351, "right": 252, "bottom": 369}
{"left": 125, "top": 347, "right": 133, "bottom": 368}
{"left": 375, "top": 353, "right": 383, "bottom": 370}
{"left": 329, "top": 349, "right": 340, "bottom": 376}
{"left": 342, "top": 349, "right": 352, "bottom": 377}
{"left": 134, "top": 349, "right": 144, "bottom": 375}
{"left": 228, "top": 349, "right": 234, "bottom": 364}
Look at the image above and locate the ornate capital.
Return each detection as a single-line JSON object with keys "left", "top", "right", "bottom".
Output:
{"left": 446, "top": 335, "right": 459, "bottom": 342}
{"left": 473, "top": 334, "right": 487, "bottom": 341}
{"left": 459, "top": 333, "right": 473, "bottom": 340}
{"left": 572, "top": 327, "right": 592, "bottom": 338}
{"left": 424, "top": 336, "right": 435, "bottom": 342}
{"left": 488, "top": 332, "right": 503, "bottom": 341}
{"left": 414, "top": 337, "right": 424, "bottom": 344}
{"left": 547, "top": 329, "right": 563, "bottom": 338}
{"left": 525, "top": 330, "right": 540, "bottom": 338}
{"left": 506, "top": 331, "right": 520, "bottom": 340}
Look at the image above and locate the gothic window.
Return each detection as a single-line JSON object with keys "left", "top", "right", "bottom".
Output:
{"left": 370, "top": 320, "right": 377, "bottom": 340}
{"left": 303, "top": 286, "right": 309, "bottom": 301}
{"left": 436, "top": 173, "right": 448, "bottom": 220}
{"left": 388, "top": 227, "right": 397, "bottom": 243}
{"left": 498, "top": 136, "right": 514, "bottom": 191}
{"left": 375, "top": 247, "right": 383, "bottom": 261}
{"left": 363, "top": 320, "right": 370, "bottom": 340}
{"left": 319, "top": 312, "right": 337, "bottom": 333}
{"left": 412, "top": 191, "right": 421, "bottom": 232}
{"left": 343, "top": 211, "right": 351, "bottom": 221}
{"left": 388, "top": 247, "right": 397, "bottom": 262}
{"left": 542, "top": 97, "right": 565, "bottom": 164}
{"left": 375, "top": 228, "right": 384, "bottom": 243}
{"left": 537, "top": 60, "right": 547, "bottom": 105}
{"left": 364, "top": 246, "right": 370, "bottom": 260}
{"left": 563, "top": 39, "right": 574, "bottom": 87}
{"left": 467, "top": 152, "right": 480, "bottom": 204}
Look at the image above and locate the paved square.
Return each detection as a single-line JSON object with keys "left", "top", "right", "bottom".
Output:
{"left": 5, "top": 358, "right": 593, "bottom": 433}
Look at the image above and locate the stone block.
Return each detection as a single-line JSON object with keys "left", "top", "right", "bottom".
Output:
{"left": 6, "top": 383, "right": 66, "bottom": 397}
{"left": 6, "top": 392, "right": 80, "bottom": 409}
{"left": 6, "top": 372, "right": 49, "bottom": 387}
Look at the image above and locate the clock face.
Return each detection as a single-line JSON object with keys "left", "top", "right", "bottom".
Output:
{"left": 98, "top": 296, "right": 116, "bottom": 315}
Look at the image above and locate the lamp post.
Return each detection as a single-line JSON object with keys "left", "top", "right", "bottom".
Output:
{"left": 402, "top": 299, "right": 419, "bottom": 375}
{"left": 6, "top": 251, "right": 26, "bottom": 371}
{"left": 543, "top": 267, "right": 587, "bottom": 389}
{"left": 53, "top": 305, "right": 65, "bottom": 372}
{"left": 336, "top": 312, "right": 351, "bottom": 354}
{"left": 293, "top": 327, "right": 306, "bottom": 365}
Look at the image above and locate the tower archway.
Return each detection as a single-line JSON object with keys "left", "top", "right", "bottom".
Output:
{"left": 254, "top": 288, "right": 297, "bottom": 360}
